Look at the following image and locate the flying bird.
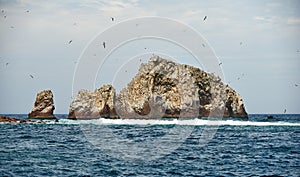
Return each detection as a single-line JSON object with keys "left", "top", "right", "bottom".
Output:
{"left": 102, "top": 42, "right": 106, "bottom": 48}
{"left": 29, "top": 74, "right": 34, "bottom": 79}
{"left": 202, "top": 43, "right": 205, "bottom": 47}
{"left": 26, "top": 10, "right": 29, "bottom": 13}
{"left": 203, "top": 16, "right": 207, "bottom": 21}
{"left": 219, "top": 62, "right": 222, "bottom": 66}
{"left": 5, "top": 62, "right": 9, "bottom": 66}
{"left": 1, "top": 10, "right": 4, "bottom": 13}
{"left": 111, "top": 17, "right": 114, "bottom": 21}
{"left": 68, "top": 40, "right": 72, "bottom": 44}
{"left": 295, "top": 84, "right": 298, "bottom": 87}
{"left": 240, "top": 42, "right": 243, "bottom": 45}
{"left": 4, "top": 15, "right": 6, "bottom": 18}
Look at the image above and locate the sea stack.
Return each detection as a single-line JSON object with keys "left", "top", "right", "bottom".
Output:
{"left": 68, "top": 56, "right": 248, "bottom": 119}
{"left": 28, "top": 90, "right": 56, "bottom": 119}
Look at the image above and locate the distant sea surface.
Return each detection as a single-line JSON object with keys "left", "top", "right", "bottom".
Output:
{"left": 0, "top": 114, "right": 299, "bottom": 176}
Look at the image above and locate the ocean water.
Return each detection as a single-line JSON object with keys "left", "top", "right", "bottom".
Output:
{"left": 0, "top": 114, "right": 299, "bottom": 176}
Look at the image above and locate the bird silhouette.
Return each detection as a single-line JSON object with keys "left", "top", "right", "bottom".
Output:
{"left": 1, "top": 10, "right": 4, "bottom": 13}
{"left": 5, "top": 62, "right": 9, "bottom": 66}
{"left": 202, "top": 43, "right": 205, "bottom": 47}
{"left": 29, "top": 74, "right": 34, "bottom": 79}
{"left": 68, "top": 40, "right": 72, "bottom": 44}
{"left": 240, "top": 42, "right": 243, "bottom": 45}
{"left": 111, "top": 17, "right": 114, "bottom": 21}
{"left": 103, "top": 42, "right": 106, "bottom": 48}
{"left": 295, "top": 84, "right": 298, "bottom": 87}
{"left": 26, "top": 10, "right": 29, "bottom": 13}
{"left": 219, "top": 62, "right": 222, "bottom": 66}
{"left": 203, "top": 16, "right": 207, "bottom": 21}
{"left": 284, "top": 109, "right": 286, "bottom": 113}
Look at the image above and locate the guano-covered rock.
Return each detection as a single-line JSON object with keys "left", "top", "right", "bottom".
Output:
{"left": 68, "top": 56, "right": 248, "bottom": 119}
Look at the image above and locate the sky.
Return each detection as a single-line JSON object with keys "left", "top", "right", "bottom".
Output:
{"left": 0, "top": 0, "right": 299, "bottom": 114}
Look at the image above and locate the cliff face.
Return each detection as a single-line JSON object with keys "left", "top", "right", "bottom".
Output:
{"left": 68, "top": 85, "right": 118, "bottom": 119}
{"left": 28, "top": 90, "right": 56, "bottom": 119}
{"left": 68, "top": 56, "right": 248, "bottom": 119}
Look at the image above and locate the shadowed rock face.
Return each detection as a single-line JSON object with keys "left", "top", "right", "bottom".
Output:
{"left": 68, "top": 56, "right": 248, "bottom": 119}
{"left": 28, "top": 90, "right": 56, "bottom": 119}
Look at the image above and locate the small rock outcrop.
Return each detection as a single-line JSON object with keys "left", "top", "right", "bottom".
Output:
{"left": 68, "top": 56, "right": 248, "bottom": 119}
{"left": 28, "top": 90, "right": 56, "bottom": 119}
{"left": 68, "top": 85, "right": 118, "bottom": 119}
{"left": 0, "top": 116, "right": 34, "bottom": 123}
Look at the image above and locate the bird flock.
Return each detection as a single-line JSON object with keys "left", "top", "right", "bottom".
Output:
{"left": 1, "top": 11, "right": 299, "bottom": 114}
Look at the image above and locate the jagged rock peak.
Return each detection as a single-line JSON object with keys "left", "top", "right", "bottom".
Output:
{"left": 115, "top": 56, "right": 247, "bottom": 118}
{"left": 68, "top": 85, "right": 118, "bottom": 119}
{"left": 28, "top": 90, "right": 56, "bottom": 119}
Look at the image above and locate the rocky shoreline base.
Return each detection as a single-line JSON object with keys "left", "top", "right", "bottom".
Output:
{"left": 0, "top": 116, "right": 36, "bottom": 123}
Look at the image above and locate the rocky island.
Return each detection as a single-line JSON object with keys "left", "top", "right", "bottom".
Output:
{"left": 28, "top": 90, "right": 56, "bottom": 119}
{"left": 68, "top": 56, "right": 247, "bottom": 119}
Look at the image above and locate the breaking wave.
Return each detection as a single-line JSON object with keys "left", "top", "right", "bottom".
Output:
{"left": 52, "top": 118, "right": 300, "bottom": 126}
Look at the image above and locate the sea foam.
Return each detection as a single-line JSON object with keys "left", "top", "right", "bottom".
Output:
{"left": 54, "top": 118, "right": 300, "bottom": 126}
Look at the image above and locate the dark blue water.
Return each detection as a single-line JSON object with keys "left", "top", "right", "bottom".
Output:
{"left": 0, "top": 114, "right": 299, "bottom": 176}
